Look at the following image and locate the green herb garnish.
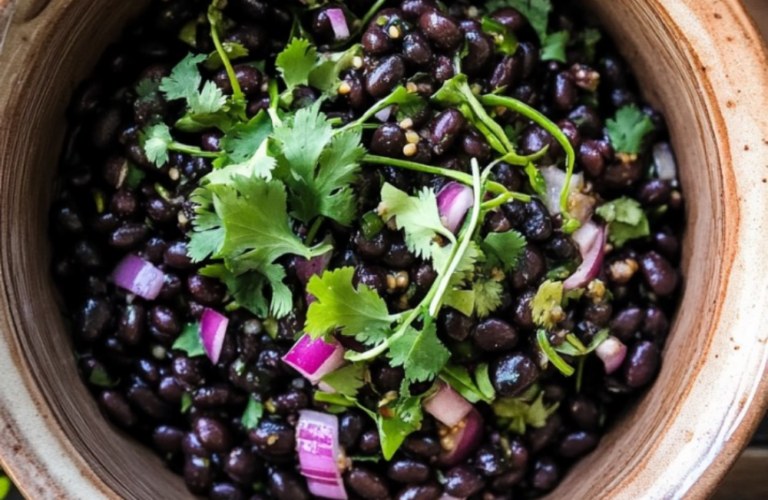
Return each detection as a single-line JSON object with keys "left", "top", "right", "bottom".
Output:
{"left": 596, "top": 196, "right": 651, "bottom": 247}
{"left": 606, "top": 105, "right": 655, "bottom": 156}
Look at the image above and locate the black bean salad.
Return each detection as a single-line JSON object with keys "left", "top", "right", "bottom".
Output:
{"left": 50, "top": 0, "right": 684, "bottom": 498}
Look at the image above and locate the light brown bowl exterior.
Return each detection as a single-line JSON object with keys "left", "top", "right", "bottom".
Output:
{"left": 1, "top": 0, "right": 768, "bottom": 499}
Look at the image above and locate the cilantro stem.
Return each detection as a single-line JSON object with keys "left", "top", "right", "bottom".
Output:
{"left": 480, "top": 94, "right": 578, "bottom": 232}
{"left": 168, "top": 142, "right": 223, "bottom": 158}
{"left": 536, "top": 329, "right": 575, "bottom": 376}
{"left": 360, "top": 0, "right": 389, "bottom": 27}
{"left": 306, "top": 217, "right": 324, "bottom": 246}
{"left": 363, "top": 155, "right": 528, "bottom": 200}
{"left": 208, "top": 7, "right": 245, "bottom": 105}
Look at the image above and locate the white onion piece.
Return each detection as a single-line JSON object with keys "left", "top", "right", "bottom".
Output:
{"left": 437, "top": 181, "right": 474, "bottom": 234}
{"left": 424, "top": 382, "right": 473, "bottom": 428}
{"left": 539, "top": 166, "right": 583, "bottom": 215}
{"left": 596, "top": 336, "right": 627, "bottom": 374}
{"left": 374, "top": 105, "right": 393, "bottom": 122}
{"left": 283, "top": 335, "right": 346, "bottom": 384}
{"left": 437, "top": 408, "right": 484, "bottom": 467}
{"left": 326, "top": 8, "right": 350, "bottom": 40}
{"left": 296, "top": 410, "right": 348, "bottom": 500}
{"left": 653, "top": 142, "right": 677, "bottom": 181}
{"left": 563, "top": 222, "right": 606, "bottom": 291}
{"left": 111, "top": 254, "right": 165, "bottom": 300}
{"left": 200, "top": 308, "right": 229, "bottom": 364}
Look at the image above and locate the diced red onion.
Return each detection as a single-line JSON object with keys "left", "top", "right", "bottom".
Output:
{"left": 653, "top": 142, "right": 677, "bottom": 181}
{"left": 424, "top": 382, "right": 473, "bottom": 428}
{"left": 539, "top": 166, "right": 584, "bottom": 216}
{"left": 111, "top": 254, "right": 165, "bottom": 300}
{"left": 437, "top": 408, "right": 484, "bottom": 467}
{"left": 563, "top": 222, "right": 606, "bottom": 291}
{"left": 596, "top": 336, "right": 627, "bottom": 374}
{"left": 296, "top": 247, "right": 333, "bottom": 304}
{"left": 326, "top": 8, "right": 350, "bottom": 40}
{"left": 200, "top": 308, "right": 229, "bottom": 364}
{"left": 437, "top": 181, "right": 474, "bottom": 234}
{"left": 374, "top": 105, "right": 393, "bottom": 122}
{"left": 296, "top": 410, "right": 348, "bottom": 500}
{"left": 283, "top": 335, "right": 346, "bottom": 384}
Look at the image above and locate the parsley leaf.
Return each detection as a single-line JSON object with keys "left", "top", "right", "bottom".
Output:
{"left": 305, "top": 267, "right": 395, "bottom": 343}
{"left": 388, "top": 323, "right": 450, "bottom": 383}
{"left": 531, "top": 280, "right": 564, "bottom": 329}
{"left": 481, "top": 230, "right": 526, "bottom": 272}
{"left": 606, "top": 105, "right": 655, "bottom": 155}
{"left": 321, "top": 363, "right": 367, "bottom": 398}
{"left": 378, "top": 183, "right": 453, "bottom": 259}
{"left": 242, "top": 398, "right": 264, "bottom": 430}
{"left": 172, "top": 323, "right": 206, "bottom": 357}
{"left": 595, "top": 196, "right": 650, "bottom": 247}
{"left": 276, "top": 38, "right": 318, "bottom": 93}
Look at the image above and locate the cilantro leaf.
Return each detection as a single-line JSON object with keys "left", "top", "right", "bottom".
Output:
{"left": 472, "top": 277, "right": 504, "bottom": 318}
{"left": 537, "top": 328, "right": 575, "bottom": 376}
{"left": 541, "top": 30, "right": 569, "bottom": 62}
{"left": 503, "top": 0, "right": 552, "bottom": 42}
{"left": 493, "top": 391, "right": 559, "bottom": 434}
{"left": 481, "top": 230, "right": 526, "bottom": 272}
{"left": 308, "top": 44, "right": 363, "bottom": 95}
{"left": 135, "top": 78, "right": 160, "bottom": 101}
{"left": 531, "top": 280, "right": 564, "bottom": 329}
{"left": 379, "top": 183, "right": 454, "bottom": 259}
{"left": 181, "top": 393, "right": 193, "bottom": 413}
{"left": 475, "top": 363, "right": 496, "bottom": 401}
{"left": 440, "top": 364, "right": 493, "bottom": 404}
{"left": 88, "top": 365, "right": 119, "bottom": 388}
{"left": 205, "top": 42, "right": 249, "bottom": 70}
{"left": 443, "top": 289, "right": 476, "bottom": 316}
{"left": 188, "top": 188, "right": 225, "bottom": 262}
{"left": 217, "top": 110, "right": 273, "bottom": 165}
{"left": 276, "top": 38, "right": 318, "bottom": 92}
{"left": 172, "top": 323, "right": 206, "bottom": 357}
{"left": 378, "top": 413, "right": 418, "bottom": 460}
{"left": 582, "top": 28, "right": 602, "bottom": 63}
{"left": 205, "top": 140, "right": 276, "bottom": 184}
{"left": 595, "top": 196, "right": 650, "bottom": 247}
{"left": 160, "top": 53, "right": 207, "bottom": 103}
{"left": 481, "top": 17, "right": 519, "bottom": 56}
{"left": 606, "top": 105, "right": 655, "bottom": 155}
{"left": 242, "top": 398, "right": 264, "bottom": 430}
{"left": 142, "top": 123, "right": 173, "bottom": 167}
{"left": 321, "top": 363, "right": 367, "bottom": 397}
{"left": 305, "top": 267, "right": 395, "bottom": 342}
{"left": 388, "top": 323, "right": 450, "bottom": 383}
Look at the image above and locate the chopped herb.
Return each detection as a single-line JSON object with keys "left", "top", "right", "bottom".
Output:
{"left": 242, "top": 398, "right": 264, "bottom": 430}
{"left": 314, "top": 391, "right": 357, "bottom": 408}
{"left": 124, "top": 164, "right": 146, "bottom": 190}
{"left": 595, "top": 196, "right": 650, "bottom": 247}
{"left": 606, "top": 105, "right": 655, "bottom": 156}
{"left": 475, "top": 363, "right": 496, "bottom": 401}
{"left": 320, "top": 363, "right": 367, "bottom": 397}
{"left": 361, "top": 211, "right": 385, "bottom": 239}
{"left": 440, "top": 364, "right": 495, "bottom": 403}
{"left": 481, "top": 230, "right": 526, "bottom": 272}
{"left": 388, "top": 323, "right": 451, "bottom": 384}
{"left": 481, "top": 17, "right": 519, "bottom": 56}
{"left": 88, "top": 365, "right": 119, "bottom": 388}
{"left": 536, "top": 329, "right": 574, "bottom": 376}
{"left": 275, "top": 38, "right": 319, "bottom": 96}
{"left": 172, "top": 323, "right": 206, "bottom": 357}
{"left": 540, "top": 30, "right": 569, "bottom": 62}
{"left": 472, "top": 277, "right": 504, "bottom": 318}
{"left": 181, "top": 393, "right": 193, "bottom": 413}
{"left": 531, "top": 280, "right": 564, "bottom": 329}
{"left": 205, "top": 42, "right": 249, "bottom": 70}
{"left": 582, "top": 28, "right": 602, "bottom": 63}
{"left": 493, "top": 390, "right": 559, "bottom": 434}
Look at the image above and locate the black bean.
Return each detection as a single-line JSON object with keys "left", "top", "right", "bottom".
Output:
{"left": 136, "top": 358, "right": 160, "bottom": 386}
{"left": 568, "top": 395, "right": 600, "bottom": 431}
{"left": 91, "top": 106, "right": 122, "bottom": 149}
{"left": 77, "top": 297, "right": 111, "bottom": 341}
{"left": 373, "top": 363, "right": 405, "bottom": 393}
{"left": 387, "top": 458, "right": 430, "bottom": 484}
{"left": 173, "top": 356, "right": 206, "bottom": 387}
{"left": 109, "top": 223, "right": 149, "bottom": 249}
{"left": 194, "top": 385, "right": 231, "bottom": 409}
{"left": 268, "top": 470, "right": 309, "bottom": 500}
{"left": 528, "top": 414, "right": 562, "bottom": 453}
{"left": 637, "top": 179, "right": 672, "bottom": 207}
{"left": 339, "top": 411, "right": 365, "bottom": 449}
{"left": 365, "top": 55, "right": 406, "bottom": 98}
{"left": 401, "top": 0, "right": 436, "bottom": 19}
{"left": 164, "top": 241, "right": 194, "bottom": 269}
{"left": 583, "top": 302, "right": 612, "bottom": 327}
{"left": 544, "top": 232, "right": 580, "bottom": 261}
{"left": 224, "top": 25, "right": 266, "bottom": 52}
{"left": 491, "top": 352, "right": 538, "bottom": 397}
{"left": 127, "top": 385, "right": 172, "bottom": 420}
{"left": 403, "top": 432, "right": 442, "bottom": 457}
{"left": 99, "top": 390, "right": 137, "bottom": 428}
{"left": 643, "top": 306, "right": 669, "bottom": 338}
{"left": 552, "top": 72, "right": 577, "bottom": 110}
{"left": 462, "top": 30, "right": 494, "bottom": 76}
{"left": 74, "top": 240, "right": 103, "bottom": 269}
{"left": 460, "top": 128, "right": 491, "bottom": 162}
{"left": 54, "top": 203, "right": 84, "bottom": 234}
{"left": 438, "top": 310, "right": 474, "bottom": 343}
{"left": 521, "top": 199, "right": 553, "bottom": 242}
{"left": 602, "top": 159, "right": 643, "bottom": 189}
{"left": 558, "top": 431, "right": 598, "bottom": 458}
{"left": 429, "top": 108, "right": 465, "bottom": 155}
{"left": 342, "top": 70, "right": 369, "bottom": 110}
{"left": 624, "top": 340, "right": 661, "bottom": 388}
{"left": 558, "top": 119, "right": 582, "bottom": 150}
{"left": 444, "top": 465, "right": 484, "bottom": 497}
{"left": 653, "top": 231, "right": 680, "bottom": 260}
{"left": 610, "top": 307, "right": 643, "bottom": 342}
{"left": 153, "top": 425, "right": 184, "bottom": 453}
{"left": 150, "top": 305, "right": 181, "bottom": 335}
{"left": 494, "top": 163, "right": 524, "bottom": 192}
{"left": 474, "top": 445, "right": 509, "bottom": 477}
{"left": 359, "top": 429, "right": 381, "bottom": 454}
{"left": 419, "top": 10, "right": 463, "bottom": 51}
{"left": 382, "top": 238, "right": 417, "bottom": 268}
{"left": 402, "top": 32, "right": 433, "bottom": 66}
{"left": 510, "top": 245, "right": 545, "bottom": 290}
{"left": 249, "top": 419, "right": 296, "bottom": 456}
{"left": 194, "top": 417, "right": 232, "bottom": 453}
{"left": 142, "top": 236, "right": 167, "bottom": 263}
{"left": 520, "top": 125, "right": 562, "bottom": 164}
{"left": 396, "top": 484, "right": 441, "bottom": 500}
{"left": 512, "top": 290, "right": 535, "bottom": 330}
{"left": 531, "top": 457, "right": 560, "bottom": 491}
{"left": 184, "top": 455, "right": 215, "bottom": 494}
{"left": 363, "top": 28, "right": 393, "bottom": 55}
{"left": 489, "top": 55, "right": 522, "bottom": 91}
{"left": 639, "top": 251, "right": 678, "bottom": 296}
{"left": 225, "top": 447, "right": 259, "bottom": 484}
{"left": 431, "top": 54, "right": 455, "bottom": 83}
{"left": 491, "top": 7, "right": 526, "bottom": 31}
{"left": 473, "top": 318, "right": 518, "bottom": 352}
{"left": 569, "top": 105, "right": 603, "bottom": 138}
{"left": 271, "top": 389, "right": 309, "bottom": 415}
{"left": 411, "top": 263, "right": 437, "bottom": 293}
{"left": 188, "top": 274, "right": 227, "bottom": 304}
{"left": 346, "top": 468, "right": 390, "bottom": 499}
{"left": 210, "top": 483, "right": 244, "bottom": 500}
{"left": 158, "top": 376, "right": 185, "bottom": 403}
{"left": 371, "top": 123, "right": 406, "bottom": 157}
{"left": 354, "top": 229, "right": 391, "bottom": 260}
{"left": 159, "top": 273, "right": 183, "bottom": 299}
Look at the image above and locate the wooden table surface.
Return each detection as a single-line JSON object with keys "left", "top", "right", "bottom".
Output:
{"left": 3, "top": 1, "right": 768, "bottom": 499}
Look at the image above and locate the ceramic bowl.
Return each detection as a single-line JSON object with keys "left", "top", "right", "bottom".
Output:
{"left": 1, "top": 0, "right": 768, "bottom": 498}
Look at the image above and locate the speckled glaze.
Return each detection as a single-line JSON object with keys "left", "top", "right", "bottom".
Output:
{"left": 0, "top": 0, "right": 767, "bottom": 499}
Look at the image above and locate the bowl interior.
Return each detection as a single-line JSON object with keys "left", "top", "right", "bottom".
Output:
{"left": 0, "top": 0, "right": 767, "bottom": 499}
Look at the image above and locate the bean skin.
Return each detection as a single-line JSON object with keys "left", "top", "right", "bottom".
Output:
{"left": 346, "top": 468, "right": 390, "bottom": 499}
{"left": 184, "top": 455, "right": 215, "bottom": 494}
{"left": 444, "top": 466, "right": 484, "bottom": 497}
{"left": 249, "top": 419, "right": 296, "bottom": 456}
{"left": 491, "top": 353, "right": 539, "bottom": 397}
{"left": 473, "top": 318, "right": 519, "bottom": 352}
{"left": 365, "top": 55, "right": 406, "bottom": 98}
{"left": 339, "top": 411, "right": 365, "bottom": 449}
{"left": 639, "top": 251, "right": 678, "bottom": 296}
{"left": 531, "top": 457, "right": 560, "bottom": 491}
{"left": 371, "top": 123, "right": 406, "bottom": 157}
{"left": 419, "top": 11, "right": 463, "bottom": 51}
{"left": 77, "top": 297, "right": 111, "bottom": 341}
{"left": 396, "top": 484, "right": 441, "bottom": 500}
{"left": 429, "top": 108, "right": 465, "bottom": 155}
{"left": 558, "top": 431, "right": 599, "bottom": 458}
{"left": 153, "top": 425, "right": 184, "bottom": 453}
{"left": 388, "top": 459, "right": 431, "bottom": 484}
{"left": 99, "top": 390, "right": 137, "bottom": 428}
{"left": 194, "top": 417, "right": 232, "bottom": 453}
{"left": 225, "top": 447, "right": 259, "bottom": 484}
{"left": 268, "top": 470, "right": 309, "bottom": 500}
{"left": 402, "top": 32, "right": 433, "bottom": 66}
{"left": 362, "top": 28, "right": 393, "bottom": 55}
{"left": 624, "top": 340, "right": 661, "bottom": 388}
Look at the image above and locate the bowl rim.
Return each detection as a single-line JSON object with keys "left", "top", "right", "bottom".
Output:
{"left": 1, "top": 0, "right": 768, "bottom": 499}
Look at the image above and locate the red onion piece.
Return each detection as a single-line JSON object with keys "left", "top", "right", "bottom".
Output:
{"left": 437, "top": 408, "right": 484, "bottom": 467}
{"left": 326, "top": 8, "right": 350, "bottom": 40}
{"left": 653, "top": 142, "right": 677, "bottom": 181}
{"left": 424, "top": 382, "right": 473, "bottom": 428}
{"left": 111, "top": 254, "right": 165, "bottom": 300}
{"left": 374, "top": 105, "right": 393, "bottom": 122}
{"left": 539, "top": 166, "right": 584, "bottom": 216}
{"left": 563, "top": 222, "right": 606, "bottom": 291}
{"left": 437, "top": 181, "right": 474, "bottom": 234}
{"left": 596, "top": 336, "right": 627, "bottom": 374}
{"left": 297, "top": 410, "right": 348, "bottom": 500}
{"left": 283, "top": 335, "right": 346, "bottom": 384}
{"left": 200, "top": 308, "right": 229, "bottom": 364}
